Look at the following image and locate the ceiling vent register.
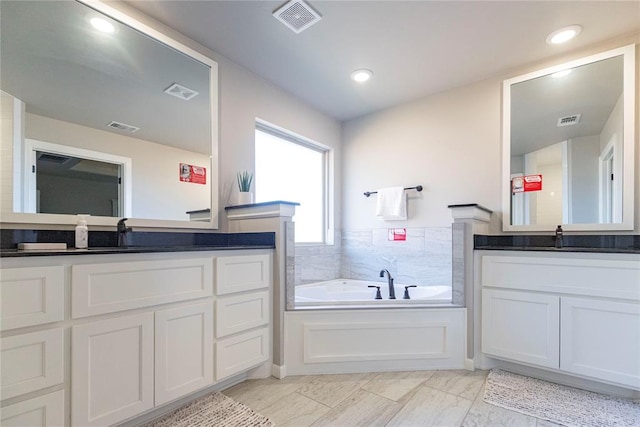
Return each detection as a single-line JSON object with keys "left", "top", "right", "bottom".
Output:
{"left": 164, "top": 82, "right": 199, "bottom": 101}
{"left": 557, "top": 114, "right": 581, "bottom": 127}
{"left": 107, "top": 121, "right": 140, "bottom": 133}
{"left": 273, "top": 0, "right": 322, "bottom": 34}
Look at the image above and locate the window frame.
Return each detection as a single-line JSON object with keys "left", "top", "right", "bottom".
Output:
{"left": 255, "top": 120, "right": 333, "bottom": 245}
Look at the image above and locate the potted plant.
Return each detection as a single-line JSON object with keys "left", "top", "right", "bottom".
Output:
{"left": 236, "top": 171, "right": 254, "bottom": 205}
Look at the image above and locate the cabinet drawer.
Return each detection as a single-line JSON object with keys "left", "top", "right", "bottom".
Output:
{"left": 72, "top": 258, "right": 213, "bottom": 318}
{"left": 1, "top": 328, "right": 64, "bottom": 400}
{"left": 216, "top": 328, "right": 269, "bottom": 381}
{"left": 0, "top": 390, "right": 65, "bottom": 427}
{"left": 215, "top": 254, "right": 271, "bottom": 295}
{"left": 482, "top": 255, "right": 640, "bottom": 300}
{"left": 1, "top": 266, "right": 64, "bottom": 331}
{"left": 216, "top": 291, "right": 269, "bottom": 338}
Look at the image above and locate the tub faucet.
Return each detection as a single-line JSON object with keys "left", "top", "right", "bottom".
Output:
{"left": 379, "top": 269, "right": 396, "bottom": 299}
{"left": 117, "top": 218, "right": 132, "bottom": 248}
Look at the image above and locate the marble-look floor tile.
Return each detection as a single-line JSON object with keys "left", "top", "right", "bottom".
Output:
{"left": 223, "top": 378, "right": 303, "bottom": 412}
{"left": 462, "top": 385, "right": 537, "bottom": 427}
{"left": 256, "top": 391, "right": 331, "bottom": 427}
{"left": 536, "top": 419, "right": 564, "bottom": 426}
{"left": 362, "top": 370, "right": 435, "bottom": 402}
{"left": 311, "top": 389, "right": 400, "bottom": 427}
{"left": 298, "top": 373, "right": 375, "bottom": 408}
{"left": 386, "top": 385, "right": 473, "bottom": 427}
{"left": 425, "top": 369, "right": 488, "bottom": 400}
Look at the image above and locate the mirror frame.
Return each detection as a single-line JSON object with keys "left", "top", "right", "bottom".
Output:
{"left": 0, "top": 0, "right": 219, "bottom": 229}
{"left": 502, "top": 44, "right": 635, "bottom": 232}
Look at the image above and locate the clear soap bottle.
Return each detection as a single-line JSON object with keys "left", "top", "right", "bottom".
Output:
{"left": 75, "top": 215, "right": 89, "bottom": 249}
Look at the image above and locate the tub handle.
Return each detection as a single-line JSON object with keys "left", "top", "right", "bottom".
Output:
{"left": 368, "top": 285, "right": 383, "bottom": 300}
{"left": 403, "top": 285, "right": 417, "bottom": 299}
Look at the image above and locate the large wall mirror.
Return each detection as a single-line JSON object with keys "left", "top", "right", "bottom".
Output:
{"left": 0, "top": 0, "right": 219, "bottom": 228}
{"left": 502, "top": 44, "right": 635, "bottom": 231}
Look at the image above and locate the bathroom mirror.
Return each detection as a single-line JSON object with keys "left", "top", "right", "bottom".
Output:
{"left": 0, "top": 0, "right": 219, "bottom": 228}
{"left": 502, "top": 44, "right": 635, "bottom": 231}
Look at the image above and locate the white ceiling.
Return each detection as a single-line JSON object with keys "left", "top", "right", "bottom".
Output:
{"left": 124, "top": 0, "right": 640, "bottom": 122}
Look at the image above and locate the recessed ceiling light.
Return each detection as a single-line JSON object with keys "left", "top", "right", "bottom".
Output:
{"left": 90, "top": 17, "right": 115, "bottom": 33}
{"left": 351, "top": 69, "right": 373, "bottom": 83}
{"left": 551, "top": 69, "right": 572, "bottom": 78}
{"left": 546, "top": 25, "right": 581, "bottom": 45}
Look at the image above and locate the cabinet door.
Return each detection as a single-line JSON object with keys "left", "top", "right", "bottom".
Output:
{"left": 72, "top": 312, "right": 154, "bottom": 426}
{"left": 561, "top": 297, "right": 640, "bottom": 389}
{"left": 482, "top": 288, "right": 559, "bottom": 368}
{"left": 155, "top": 302, "right": 214, "bottom": 405}
{"left": 0, "top": 390, "right": 64, "bottom": 427}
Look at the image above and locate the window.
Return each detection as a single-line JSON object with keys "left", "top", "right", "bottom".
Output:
{"left": 255, "top": 123, "right": 331, "bottom": 243}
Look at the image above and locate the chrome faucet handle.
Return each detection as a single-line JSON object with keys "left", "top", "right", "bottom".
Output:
{"left": 403, "top": 285, "right": 417, "bottom": 299}
{"left": 368, "top": 285, "right": 383, "bottom": 300}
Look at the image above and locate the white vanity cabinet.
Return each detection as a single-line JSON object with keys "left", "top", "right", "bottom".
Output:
{"left": 479, "top": 252, "right": 640, "bottom": 390}
{"left": 0, "top": 248, "right": 273, "bottom": 427}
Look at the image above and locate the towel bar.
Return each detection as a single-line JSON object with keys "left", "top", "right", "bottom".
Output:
{"left": 364, "top": 185, "right": 423, "bottom": 197}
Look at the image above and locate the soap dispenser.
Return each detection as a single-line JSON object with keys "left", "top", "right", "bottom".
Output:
{"left": 75, "top": 215, "right": 89, "bottom": 249}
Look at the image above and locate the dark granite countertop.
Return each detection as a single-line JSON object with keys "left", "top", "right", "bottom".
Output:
{"left": 474, "top": 234, "right": 640, "bottom": 254}
{"left": 0, "top": 245, "right": 274, "bottom": 257}
{"left": 0, "top": 229, "right": 275, "bottom": 257}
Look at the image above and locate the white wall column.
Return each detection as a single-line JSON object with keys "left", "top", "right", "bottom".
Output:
{"left": 448, "top": 203, "right": 492, "bottom": 367}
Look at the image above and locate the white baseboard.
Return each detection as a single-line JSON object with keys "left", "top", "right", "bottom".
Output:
{"left": 464, "top": 358, "right": 475, "bottom": 371}
{"left": 271, "top": 364, "right": 287, "bottom": 379}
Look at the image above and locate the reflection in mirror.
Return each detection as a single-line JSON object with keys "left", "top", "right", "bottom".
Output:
{"left": 0, "top": 0, "right": 218, "bottom": 227}
{"left": 503, "top": 45, "right": 635, "bottom": 231}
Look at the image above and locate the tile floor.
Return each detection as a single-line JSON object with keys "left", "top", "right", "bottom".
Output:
{"left": 223, "top": 369, "right": 559, "bottom": 426}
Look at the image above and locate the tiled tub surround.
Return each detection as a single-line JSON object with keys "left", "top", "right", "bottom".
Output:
{"left": 295, "top": 227, "right": 453, "bottom": 291}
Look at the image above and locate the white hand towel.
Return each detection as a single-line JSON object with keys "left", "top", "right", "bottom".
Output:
{"left": 375, "top": 187, "right": 407, "bottom": 220}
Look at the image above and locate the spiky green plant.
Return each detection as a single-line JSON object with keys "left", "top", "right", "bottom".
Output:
{"left": 236, "top": 171, "right": 253, "bottom": 192}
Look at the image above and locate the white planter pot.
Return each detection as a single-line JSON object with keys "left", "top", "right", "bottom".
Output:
{"left": 235, "top": 192, "right": 254, "bottom": 205}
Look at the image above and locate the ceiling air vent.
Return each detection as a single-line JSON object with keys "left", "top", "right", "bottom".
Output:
{"left": 164, "top": 83, "right": 199, "bottom": 101}
{"left": 273, "top": 0, "right": 322, "bottom": 34}
{"left": 107, "top": 121, "right": 140, "bottom": 133}
{"left": 557, "top": 114, "right": 581, "bottom": 127}
{"left": 37, "top": 152, "right": 72, "bottom": 164}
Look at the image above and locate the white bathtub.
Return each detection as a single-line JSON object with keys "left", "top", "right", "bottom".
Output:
{"left": 295, "top": 279, "right": 452, "bottom": 307}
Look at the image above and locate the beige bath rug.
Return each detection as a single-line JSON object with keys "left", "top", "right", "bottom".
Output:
{"left": 484, "top": 369, "right": 640, "bottom": 427}
{"left": 142, "top": 392, "right": 275, "bottom": 427}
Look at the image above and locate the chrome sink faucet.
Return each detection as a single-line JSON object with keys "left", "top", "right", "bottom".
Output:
{"left": 117, "top": 218, "right": 133, "bottom": 248}
{"left": 379, "top": 269, "right": 396, "bottom": 299}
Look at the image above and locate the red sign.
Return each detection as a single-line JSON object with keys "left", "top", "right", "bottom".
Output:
{"left": 388, "top": 228, "right": 407, "bottom": 241}
{"left": 512, "top": 174, "right": 542, "bottom": 193}
{"left": 179, "top": 163, "right": 207, "bottom": 185}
